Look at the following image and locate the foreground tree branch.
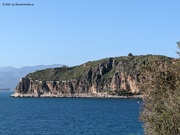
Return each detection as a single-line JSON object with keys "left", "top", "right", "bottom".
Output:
{"left": 139, "top": 43, "right": 180, "bottom": 135}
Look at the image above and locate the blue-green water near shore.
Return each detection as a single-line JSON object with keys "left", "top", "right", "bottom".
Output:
{"left": 0, "top": 92, "right": 144, "bottom": 135}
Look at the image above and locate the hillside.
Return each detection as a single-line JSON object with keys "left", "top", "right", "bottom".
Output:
{"left": 0, "top": 64, "right": 64, "bottom": 89}
{"left": 12, "top": 55, "right": 173, "bottom": 97}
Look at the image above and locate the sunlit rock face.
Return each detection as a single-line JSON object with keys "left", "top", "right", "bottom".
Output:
{"left": 12, "top": 55, "right": 172, "bottom": 97}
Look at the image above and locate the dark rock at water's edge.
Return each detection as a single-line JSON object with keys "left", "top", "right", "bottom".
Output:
{"left": 11, "top": 55, "right": 173, "bottom": 98}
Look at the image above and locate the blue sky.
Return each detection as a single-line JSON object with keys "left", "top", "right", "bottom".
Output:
{"left": 0, "top": 0, "right": 180, "bottom": 68}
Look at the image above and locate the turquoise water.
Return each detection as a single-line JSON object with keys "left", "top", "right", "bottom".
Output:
{"left": 0, "top": 92, "right": 144, "bottom": 135}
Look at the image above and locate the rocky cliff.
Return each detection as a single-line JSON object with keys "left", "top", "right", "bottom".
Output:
{"left": 0, "top": 64, "right": 64, "bottom": 89}
{"left": 11, "top": 55, "right": 172, "bottom": 98}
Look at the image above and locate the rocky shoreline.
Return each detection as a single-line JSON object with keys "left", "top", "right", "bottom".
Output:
{"left": 11, "top": 92, "right": 143, "bottom": 98}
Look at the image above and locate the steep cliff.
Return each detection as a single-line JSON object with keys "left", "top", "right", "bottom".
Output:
{"left": 11, "top": 55, "right": 172, "bottom": 97}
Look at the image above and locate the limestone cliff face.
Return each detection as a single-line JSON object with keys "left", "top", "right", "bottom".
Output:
{"left": 13, "top": 72, "right": 138, "bottom": 97}
{"left": 12, "top": 55, "right": 172, "bottom": 97}
{"left": 110, "top": 72, "right": 138, "bottom": 92}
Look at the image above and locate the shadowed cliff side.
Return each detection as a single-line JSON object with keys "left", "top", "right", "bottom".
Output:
{"left": 11, "top": 55, "right": 172, "bottom": 98}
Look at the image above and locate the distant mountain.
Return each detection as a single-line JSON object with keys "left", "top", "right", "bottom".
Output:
{"left": 0, "top": 66, "right": 17, "bottom": 72}
{"left": 0, "top": 64, "right": 64, "bottom": 89}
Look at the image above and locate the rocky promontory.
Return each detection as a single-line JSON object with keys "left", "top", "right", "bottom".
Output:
{"left": 11, "top": 55, "right": 172, "bottom": 98}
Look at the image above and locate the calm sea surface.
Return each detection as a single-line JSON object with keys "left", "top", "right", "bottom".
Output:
{"left": 0, "top": 92, "right": 144, "bottom": 135}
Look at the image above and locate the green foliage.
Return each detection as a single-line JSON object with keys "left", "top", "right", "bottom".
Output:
{"left": 25, "top": 55, "right": 172, "bottom": 97}
{"left": 176, "top": 41, "right": 180, "bottom": 57}
{"left": 128, "top": 53, "right": 133, "bottom": 56}
{"left": 116, "top": 89, "right": 133, "bottom": 96}
{"left": 103, "top": 89, "right": 137, "bottom": 96}
{"left": 139, "top": 45, "right": 180, "bottom": 135}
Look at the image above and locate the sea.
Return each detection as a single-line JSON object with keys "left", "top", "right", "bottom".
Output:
{"left": 0, "top": 91, "right": 144, "bottom": 135}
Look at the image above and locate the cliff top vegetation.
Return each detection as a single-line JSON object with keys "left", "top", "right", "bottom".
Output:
{"left": 25, "top": 55, "right": 172, "bottom": 82}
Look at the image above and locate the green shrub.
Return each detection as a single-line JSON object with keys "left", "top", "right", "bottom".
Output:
{"left": 139, "top": 55, "right": 180, "bottom": 135}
